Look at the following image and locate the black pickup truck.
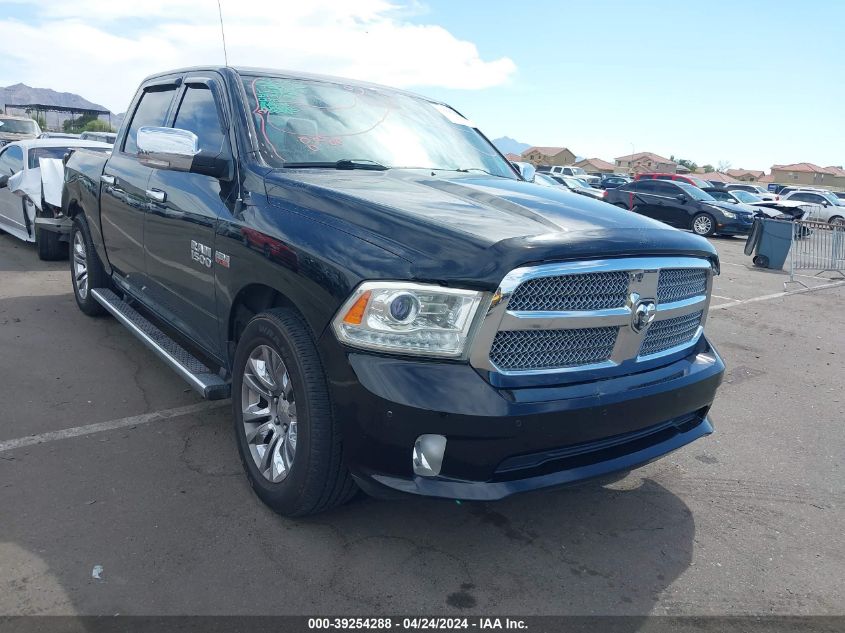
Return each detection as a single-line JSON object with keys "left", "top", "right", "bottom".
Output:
{"left": 63, "top": 66, "right": 724, "bottom": 516}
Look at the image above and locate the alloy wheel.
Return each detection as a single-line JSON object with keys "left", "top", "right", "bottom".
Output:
{"left": 72, "top": 231, "right": 89, "bottom": 300}
{"left": 693, "top": 215, "right": 713, "bottom": 235}
{"left": 241, "top": 344, "right": 298, "bottom": 483}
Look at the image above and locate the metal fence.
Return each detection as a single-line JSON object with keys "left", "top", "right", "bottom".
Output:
{"left": 788, "top": 219, "right": 845, "bottom": 286}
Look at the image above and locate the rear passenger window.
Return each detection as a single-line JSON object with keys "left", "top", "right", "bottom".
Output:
{"left": 123, "top": 86, "right": 178, "bottom": 155}
{"left": 173, "top": 85, "right": 225, "bottom": 156}
{"left": 654, "top": 182, "right": 678, "bottom": 195}
{"left": 637, "top": 180, "right": 658, "bottom": 192}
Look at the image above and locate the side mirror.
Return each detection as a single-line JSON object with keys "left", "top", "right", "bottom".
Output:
{"left": 136, "top": 126, "right": 231, "bottom": 179}
{"left": 513, "top": 161, "right": 536, "bottom": 182}
{"left": 676, "top": 194, "right": 687, "bottom": 203}
{"left": 0, "top": 174, "right": 8, "bottom": 189}
{"left": 137, "top": 126, "right": 199, "bottom": 172}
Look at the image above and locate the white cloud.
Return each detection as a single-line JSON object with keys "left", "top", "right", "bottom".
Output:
{"left": 0, "top": 0, "right": 515, "bottom": 113}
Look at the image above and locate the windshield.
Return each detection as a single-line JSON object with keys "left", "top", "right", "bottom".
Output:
{"left": 731, "top": 190, "right": 762, "bottom": 203}
{"left": 0, "top": 118, "right": 38, "bottom": 135}
{"left": 676, "top": 182, "right": 715, "bottom": 201}
{"left": 533, "top": 173, "right": 558, "bottom": 187}
{"left": 569, "top": 167, "right": 586, "bottom": 175}
{"left": 241, "top": 75, "right": 516, "bottom": 178}
{"left": 563, "top": 176, "right": 586, "bottom": 189}
{"left": 28, "top": 145, "right": 110, "bottom": 168}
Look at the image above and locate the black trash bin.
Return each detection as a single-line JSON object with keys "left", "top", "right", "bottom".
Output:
{"left": 744, "top": 218, "right": 794, "bottom": 269}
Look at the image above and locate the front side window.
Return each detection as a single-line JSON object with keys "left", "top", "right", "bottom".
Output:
{"left": 676, "top": 182, "right": 715, "bottom": 201}
{"left": 241, "top": 74, "right": 516, "bottom": 179}
{"left": 173, "top": 85, "right": 225, "bottom": 155}
{"left": 124, "top": 86, "right": 177, "bottom": 154}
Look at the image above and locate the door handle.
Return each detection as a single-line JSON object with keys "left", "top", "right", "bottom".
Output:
{"left": 101, "top": 174, "right": 115, "bottom": 185}
{"left": 146, "top": 189, "right": 167, "bottom": 203}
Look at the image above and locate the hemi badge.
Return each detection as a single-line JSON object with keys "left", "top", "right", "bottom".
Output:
{"left": 215, "top": 251, "right": 231, "bottom": 268}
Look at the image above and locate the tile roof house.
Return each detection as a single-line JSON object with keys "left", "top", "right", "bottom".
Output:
{"left": 614, "top": 151, "right": 677, "bottom": 175}
{"left": 521, "top": 146, "right": 577, "bottom": 167}
{"left": 697, "top": 172, "right": 738, "bottom": 183}
{"left": 770, "top": 163, "right": 838, "bottom": 188}
{"left": 573, "top": 157, "right": 616, "bottom": 174}
{"left": 726, "top": 168, "right": 765, "bottom": 182}
{"left": 504, "top": 152, "right": 522, "bottom": 162}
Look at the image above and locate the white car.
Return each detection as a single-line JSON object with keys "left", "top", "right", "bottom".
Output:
{"left": 542, "top": 165, "right": 601, "bottom": 187}
{"left": 0, "top": 138, "right": 111, "bottom": 259}
{"left": 780, "top": 189, "right": 845, "bottom": 224}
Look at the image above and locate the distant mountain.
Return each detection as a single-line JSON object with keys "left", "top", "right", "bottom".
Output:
{"left": 492, "top": 136, "right": 531, "bottom": 156}
{"left": 0, "top": 82, "right": 109, "bottom": 112}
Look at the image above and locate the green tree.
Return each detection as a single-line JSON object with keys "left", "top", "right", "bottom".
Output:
{"left": 702, "top": 164, "right": 715, "bottom": 173}
{"left": 82, "top": 118, "right": 114, "bottom": 132}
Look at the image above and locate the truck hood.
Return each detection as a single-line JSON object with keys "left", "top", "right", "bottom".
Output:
{"left": 265, "top": 169, "right": 717, "bottom": 287}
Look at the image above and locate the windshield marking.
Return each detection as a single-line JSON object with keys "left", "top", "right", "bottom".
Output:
{"left": 249, "top": 77, "right": 393, "bottom": 159}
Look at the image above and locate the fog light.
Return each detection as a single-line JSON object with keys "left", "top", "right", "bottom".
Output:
{"left": 412, "top": 434, "right": 447, "bottom": 477}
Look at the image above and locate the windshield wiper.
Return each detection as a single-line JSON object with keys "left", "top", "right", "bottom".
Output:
{"left": 281, "top": 159, "right": 389, "bottom": 171}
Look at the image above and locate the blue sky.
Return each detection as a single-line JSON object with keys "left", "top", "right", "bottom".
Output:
{"left": 409, "top": 0, "right": 845, "bottom": 171}
{"left": 1, "top": 0, "right": 842, "bottom": 171}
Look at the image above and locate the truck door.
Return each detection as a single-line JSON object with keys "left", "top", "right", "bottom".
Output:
{"left": 143, "top": 78, "right": 235, "bottom": 357}
{"left": 100, "top": 82, "right": 178, "bottom": 289}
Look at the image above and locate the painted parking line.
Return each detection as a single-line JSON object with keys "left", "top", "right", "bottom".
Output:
{"left": 0, "top": 401, "right": 229, "bottom": 453}
{"left": 709, "top": 279, "right": 845, "bottom": 310}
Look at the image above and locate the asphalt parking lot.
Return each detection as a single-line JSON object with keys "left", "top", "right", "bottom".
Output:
{"left": 0, "top": 232, "right": 843, "bottom": 616}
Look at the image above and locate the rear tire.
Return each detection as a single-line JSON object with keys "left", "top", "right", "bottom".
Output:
{"left": 232, "top": 308, "right": 357, "bottom": 516}
{"left": 35, "top": 227, "right": 66, "bottom": 261}
{"left": 829, "top": 216, "right": 844, "bottom": 226}
{"left": 692, "top": 212, "right": 716, "bottom": 236}
{"left": 70, "top": 216, "right": 107, "bottom": 316}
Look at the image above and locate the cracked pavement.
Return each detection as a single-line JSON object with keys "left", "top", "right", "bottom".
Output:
{"left": 0, "top": 232, "right": 843, "bottom": 616}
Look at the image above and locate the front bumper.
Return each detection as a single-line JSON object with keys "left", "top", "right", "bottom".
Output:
{"left": 320, "top": 334, "right": 724, "bottom": 501}
{"left": 34, "top": 216, "right": 72, "bottom": 235}
{"left": 716, "top": 217, "right": 753, "bottom": 235}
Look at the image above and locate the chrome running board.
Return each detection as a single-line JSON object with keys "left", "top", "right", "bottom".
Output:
{"left": 91, "top": 288, "right": 230, "bottom": 400}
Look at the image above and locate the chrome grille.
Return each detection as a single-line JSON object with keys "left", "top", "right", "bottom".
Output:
{"left": 640, "top": 311, "right": 703, "bottom": 357}
{"left": 508, "top": 271, "right": 629, "bottom": 311}
{"left": 490, "top": 327, "right": 618, "bottom": 371}
{"left": 470, "top": 257, "right": 713, "bottom": 376}
{"left": 657, "top": 269, "right": 708, "bottom": 304}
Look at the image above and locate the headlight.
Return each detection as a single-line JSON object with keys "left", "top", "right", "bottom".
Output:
{"left": 718, "top": 209, "right": 736, "bottom": 219}
{"left": 332, "top": 281, "right": 485, "bottom": 357}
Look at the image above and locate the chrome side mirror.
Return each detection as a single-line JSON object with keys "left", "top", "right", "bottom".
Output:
{"left": 137, "top": 126, "right": 199, "bottom": 172}
{"left": 513, "top": 161, "right": 536, "bottom": 182}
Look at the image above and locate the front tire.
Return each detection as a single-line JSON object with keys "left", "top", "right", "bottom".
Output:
{"left": 232, "top": 308, "right": 356, "bottom": 516}
{"left": 829, "top": 216, "right": 844, "bottom": 226}
{"left": 70, "top": 216, "right": 107, "bottom": 316}
{"left": 35, "top": 226, "right": 66, "bottom": 261}
{"left": 691, "top": 212, "right": 716, "bottom": 236}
